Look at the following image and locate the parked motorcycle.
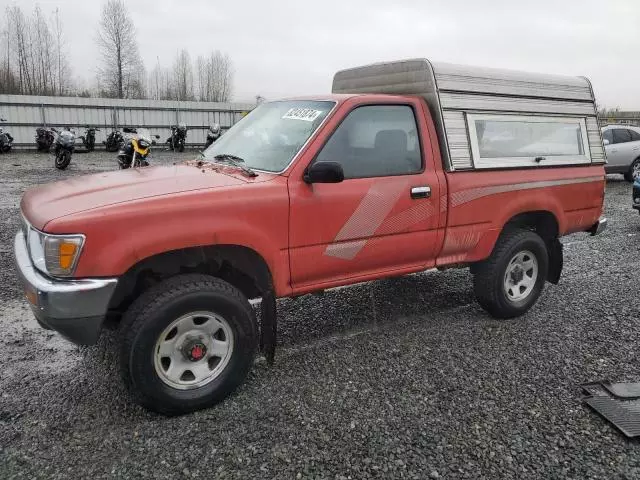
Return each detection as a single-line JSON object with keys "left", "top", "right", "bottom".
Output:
{"left": 204, "top": 123, "right": 221, "bottom": 148}
{"left": 167, "top": 122, "right": 187, "bottom": 152}
{"left": 104, "top": 129, "right": 125, "bottom": 152}
{"left": 79, "top": 126, "right": 100, "bottom": 152}
{"left": 35, "top": 127, "right": 56, "bottom": 152}
{"left": 52, "top": 127, "right": 76, "bottom": 170}
{"left": 117, "top": 128, "right": 159, "bottom": 169}
{"left": 0, "top": 119, "right": 13, "bottom": 153}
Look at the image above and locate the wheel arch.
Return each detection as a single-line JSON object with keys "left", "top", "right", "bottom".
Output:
{"left": 105, "top": 244, "right": 274, "bottom": 328}
{"left": 471, "top": 210, "right": 562, "bottom": 284}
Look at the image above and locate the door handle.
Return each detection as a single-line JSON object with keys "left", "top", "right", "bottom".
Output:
{"left": 611, "top": 148, "right": 618, "bottom": 153}
{"left": 410, "top": 186, "right": 431, "bottom": 199}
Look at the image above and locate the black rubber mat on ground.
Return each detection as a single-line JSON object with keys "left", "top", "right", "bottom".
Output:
{"left": 582, "top": 381, "right": 640, "bottom": 438}
{"left": 603, "top": 382, "right": 640, "bottom": 400}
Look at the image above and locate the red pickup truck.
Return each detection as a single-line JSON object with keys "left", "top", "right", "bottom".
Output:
{"left": 15, "top": 59, "right": 607, "bottom": 414}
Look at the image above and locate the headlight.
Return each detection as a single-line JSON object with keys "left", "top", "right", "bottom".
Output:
{"left": 25, "top": 223, "right": 84, "bottom": 277}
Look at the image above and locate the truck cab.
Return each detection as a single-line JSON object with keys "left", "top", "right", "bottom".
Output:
{"left": 14, "top": 59, "right": 607, "bottom": 414}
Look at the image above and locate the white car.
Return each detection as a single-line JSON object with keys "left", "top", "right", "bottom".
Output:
{"left": 602, "top": 125, "right": 640, "bottom": 182}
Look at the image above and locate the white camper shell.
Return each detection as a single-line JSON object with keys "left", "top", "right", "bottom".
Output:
{"left": 332, "top": 59, "right": 605, "bottom": 171}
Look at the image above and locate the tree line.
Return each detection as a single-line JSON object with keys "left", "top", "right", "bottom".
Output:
{"left": 0, "top": 0, "right": 234, "bottom": 102}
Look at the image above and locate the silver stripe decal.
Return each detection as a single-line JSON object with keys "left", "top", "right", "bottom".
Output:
{"left": 325, "top": 181, "right": 408, "bottom": 259}
{"left": 450, "top": 176, "right": 603, "bottom": 208}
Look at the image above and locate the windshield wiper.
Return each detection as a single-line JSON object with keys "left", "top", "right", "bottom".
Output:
{"left": 215, "top": 153, "right": 246, "bottom": 163}
{"left": 213, "top": 154, "right": 257, "bottom": 177}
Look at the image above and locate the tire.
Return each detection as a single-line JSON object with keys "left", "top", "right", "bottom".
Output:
{"left": 55, "top": 150, "right": 71, "bottom": 170}
{"left": 472, "top": 228, "right": 548, "bottom": 319}
{"left": 119, "top": 274, "right": 258, "bottom": 415}
{"left": 624, "top": 158, "right": 640, "bottom": 183}
{"left": 178, "top": 142, "right": 185, "bottom": 152}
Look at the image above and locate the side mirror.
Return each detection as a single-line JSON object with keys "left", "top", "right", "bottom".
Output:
{"left": 603, "top": 138, "right": 610, "bottom": 146}
{"left": 304, "top": 161, "right": 344, "bottom": 184}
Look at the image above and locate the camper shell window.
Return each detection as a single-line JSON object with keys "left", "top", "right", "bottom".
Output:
{"left": 466, "top": 114, "right": 591, "bottom": 168}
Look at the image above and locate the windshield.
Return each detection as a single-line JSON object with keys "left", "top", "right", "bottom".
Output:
{"left": 202, "top": 100, "right": 335, "bottom": 172}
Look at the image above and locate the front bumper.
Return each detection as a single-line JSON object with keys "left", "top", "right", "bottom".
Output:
{"left": 13, "top": 231, "right": 118, "bottom": 345}
{"left": 588, "top": 217, "right": 608, "bottom": 236}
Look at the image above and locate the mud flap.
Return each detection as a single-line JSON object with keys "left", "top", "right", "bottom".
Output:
{"left": 259, "top": 291, "right": 277, "bottom": 365}
{"left": 547, "top": 239, "right": 563, "bottom": 284}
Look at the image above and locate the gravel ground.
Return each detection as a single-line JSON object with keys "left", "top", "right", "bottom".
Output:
{"left": 1, "top": 150, "right": 640, "bottom": 479}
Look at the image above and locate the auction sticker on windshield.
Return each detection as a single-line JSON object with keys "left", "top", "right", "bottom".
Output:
{"left": 282, "top": 108, "right": 323, "bottom": 122}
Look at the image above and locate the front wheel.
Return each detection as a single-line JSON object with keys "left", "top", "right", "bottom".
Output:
{"left": 472, "top": 228, "right": 548, "bottom": 319}
{"left": 624, "top": 158, "right": 640, "bottom": 183}
{"left": 119, "top": 274, "right": 258, "bottom": 415}
{"left": 55, "top": 150, "right": 71, "bottom": 170}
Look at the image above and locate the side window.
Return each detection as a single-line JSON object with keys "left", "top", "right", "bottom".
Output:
{"left": 602, "top": 129, "right": 613, "bottom": 144}
{"left": 629, "top": 130, "right": 640, "bottom": 142}
{"left": 613, "top": 129, "right": 632, "bottom": 144}
{"left": 467, "top": 114, "right": 591, "bottom": 167}
{"left": 316, "top": 105, "right": 422, "bottom": 179}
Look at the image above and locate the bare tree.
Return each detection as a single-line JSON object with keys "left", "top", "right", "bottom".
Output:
{"left": 1, "top": 5, "right": 73, "bottom": 96}
{"left": 147, "top": 60, "right": 175, "bottom": 100}
{"left": 33, "top": 6, "right": 54, "bottom": 94}
{"left": 51, "top": 8, "right": 68, "bottom": 95}
{"left": 96, "top": 0, "right": 144, "bottom": 98}
{"left": 0, "top": 19, "right": 19, "bottom": 93}
{"left": 7, "top": 6, "right": 31, "bottom": 94}
{"left": 196, "top": 55, "right": 205, "bottom": 102}
{"left": 196, "top": 50, "right": 233, "bottom": 102}
{"left": 173, "top": 49, "right": 194, "bottom": 101}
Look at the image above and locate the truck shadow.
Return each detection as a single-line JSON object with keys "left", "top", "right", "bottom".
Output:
{"left": 273, "top": 268, "right": 475, "bottom": 348}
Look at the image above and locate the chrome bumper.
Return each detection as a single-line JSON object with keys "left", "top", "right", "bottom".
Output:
{"left": 589, "top": 217, "right": 608, "bottom": 236}
{"left": 13, "top": 231, "right": 118, "bottom": 345}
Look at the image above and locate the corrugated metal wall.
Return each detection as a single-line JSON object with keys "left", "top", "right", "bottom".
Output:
{"left": 0, "top": 94, "right": 255, "bottom": 148}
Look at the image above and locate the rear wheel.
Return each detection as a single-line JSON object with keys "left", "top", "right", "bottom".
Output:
{"left": 472, "top": 228, "right": 548, "bottom": 319}
{"left": 55, "top": 150, "right": 71, "bottom": 170}
{"left": 624, "top": 158, "right": 640, "bottom": 182}
{"left": 119, "top": 274, "right": 258, "bottom": 415}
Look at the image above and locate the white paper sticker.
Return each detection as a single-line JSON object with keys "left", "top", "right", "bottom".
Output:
{"left": 282, "top": 108, "right": 323, "bottom": 122}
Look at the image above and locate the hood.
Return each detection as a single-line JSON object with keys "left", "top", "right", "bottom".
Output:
{"left": 22, "top": 162, "right": 273, "bottom": 230}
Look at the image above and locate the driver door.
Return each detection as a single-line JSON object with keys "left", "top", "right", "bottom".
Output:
{"left": 288, "top": 99, "right": 442, "bottom": 292}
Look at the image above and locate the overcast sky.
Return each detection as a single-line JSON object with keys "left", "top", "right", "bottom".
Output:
{"left": 4, "top": 0, "right": 638, "bottom": 108}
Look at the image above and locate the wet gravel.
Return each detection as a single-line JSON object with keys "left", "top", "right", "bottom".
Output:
{"left": 1, "top": 151, "right": 640, "bottom": 479}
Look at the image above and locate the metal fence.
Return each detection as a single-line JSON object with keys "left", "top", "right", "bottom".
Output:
{"left": 0, "top": 94, "right": 256, "bottom": 148}
{"left": 598, "top": 112, "right": 640, "bottom": 127}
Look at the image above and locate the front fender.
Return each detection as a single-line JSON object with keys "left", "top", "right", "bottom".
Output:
{"left": 50, "top": 183, "right": 292, "bottom": 296}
